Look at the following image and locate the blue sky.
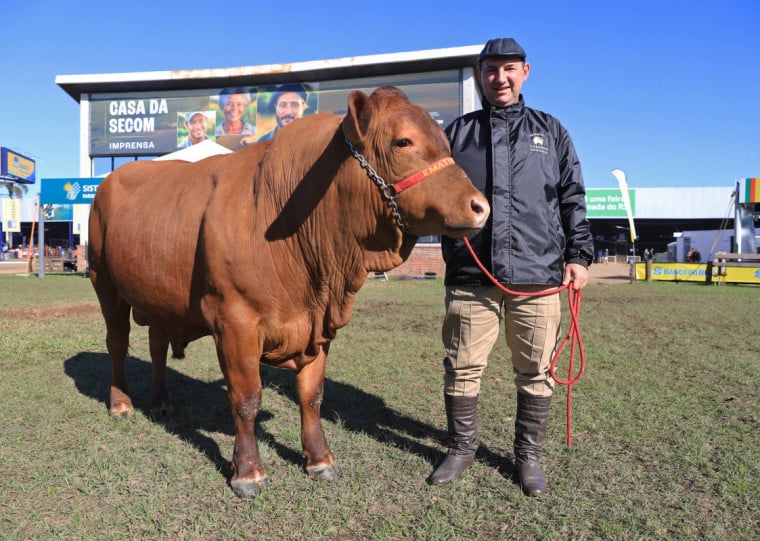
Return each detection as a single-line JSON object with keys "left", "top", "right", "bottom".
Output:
{"left": 1, "top": 0, "right": 758, "bottom": 195}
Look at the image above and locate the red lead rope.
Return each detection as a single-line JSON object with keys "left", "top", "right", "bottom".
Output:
{"left": 463, "top": 237, "right": 585, "bottom": 446}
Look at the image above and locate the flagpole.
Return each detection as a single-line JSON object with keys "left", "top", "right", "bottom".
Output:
{"left": 734, "top": 180, "right": 741, "bottom": 254}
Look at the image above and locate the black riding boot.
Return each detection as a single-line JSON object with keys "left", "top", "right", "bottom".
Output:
{"left": 427, "top": 394, "right": 478, "bottom": 486}
{"left": 514, "top": 393, "right": 551, "bottom": 497}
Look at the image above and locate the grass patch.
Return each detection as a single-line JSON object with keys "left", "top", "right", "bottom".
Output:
{"left": 0, "top": 275, "right": 758, "bottom": 540}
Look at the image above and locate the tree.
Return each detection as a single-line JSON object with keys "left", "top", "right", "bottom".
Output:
{"left": 1, "top": 178, "right": 29, "bottom": 199}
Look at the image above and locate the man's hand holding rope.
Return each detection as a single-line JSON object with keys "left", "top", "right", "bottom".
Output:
{"left": 563, "top": 263, "right": 589, "bottom": 291}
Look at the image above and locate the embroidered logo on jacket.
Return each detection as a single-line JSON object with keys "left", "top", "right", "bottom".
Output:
{"left": 529, "top": 133, "right": 548, "bottom": 154}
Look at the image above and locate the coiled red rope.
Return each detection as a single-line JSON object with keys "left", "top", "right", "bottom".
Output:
{"left": 463, "top": 237, "right": 585, "bottom": 446}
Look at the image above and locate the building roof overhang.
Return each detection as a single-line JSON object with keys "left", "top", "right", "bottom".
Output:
{"left": 56, "top": 45, "right": 481, "bottom": 102}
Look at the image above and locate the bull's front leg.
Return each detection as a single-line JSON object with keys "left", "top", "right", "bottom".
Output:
{"left": 228, "top": 382, "right": 269, "bottom": 498}
{"left": 295, "top": 344, "right": 338, "bottom": 481}
{"left": 215, "top": 329, "right": 270, "bottom": 499}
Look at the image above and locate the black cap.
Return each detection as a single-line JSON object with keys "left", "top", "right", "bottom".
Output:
{"left": 478, "top": 38, "right": 526, "bottom": 61}
{"left": 272, "top": 83, "right": 308, "bottom": 102}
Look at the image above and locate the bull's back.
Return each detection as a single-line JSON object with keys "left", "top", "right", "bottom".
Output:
{"left": 90, "top": 159, "right": 219, "bottom": 321}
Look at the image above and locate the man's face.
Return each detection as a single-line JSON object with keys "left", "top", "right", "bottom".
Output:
{"left": 275, "top": 92, "right": 306, "bottom": 127}
{"left": 223, "top": 95, "right": 248, "bottom": 122}
{"left": 186, "top": 114, "right": 208, "bottom": 141}
{"left": 477, "top": 57, "right": 530, "bottom": 108}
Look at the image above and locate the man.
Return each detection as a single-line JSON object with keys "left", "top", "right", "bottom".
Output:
{"left": 257, "top": 83, "right": 309, "bottom": 142}
{"left": 178, "top": 111, "right": 210, "bottom": 148}
{"left": 428, "top": 38, "right": 594, "bottom": 497}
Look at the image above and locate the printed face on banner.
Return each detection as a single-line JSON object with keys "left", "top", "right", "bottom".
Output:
{"left": 176, "top": 111, "right": 216, "bottom": 148}
{"left": 214, "top": 88, "right": 258, "bottom": 150}
{"left": 255, "top": 83, "right": 319, "bottom": 143}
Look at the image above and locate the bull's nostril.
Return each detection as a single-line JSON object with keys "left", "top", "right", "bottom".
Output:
{"left": 471, "top": 199, "right": 489, "bottom": 216}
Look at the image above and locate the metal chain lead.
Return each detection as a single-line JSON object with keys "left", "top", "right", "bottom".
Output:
{"left": 343, "top": 134, "right": 406, "bottom": 232}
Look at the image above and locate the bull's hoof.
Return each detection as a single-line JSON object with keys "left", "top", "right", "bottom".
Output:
{"left": 306, "top": 462, "right": 340, "bottom": 482}
{"left": 109, "top": 405, "right": 134, "bottom": 420}
{"left": 230, "top": 477, "right": 270, "bottom": 499}
{"left": 149, "top": 403, "right": 175, "bottom": 418}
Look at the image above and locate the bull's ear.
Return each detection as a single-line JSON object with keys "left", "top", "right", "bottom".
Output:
{"left": 342, "top": 90, "right": 371, "bottom": 146}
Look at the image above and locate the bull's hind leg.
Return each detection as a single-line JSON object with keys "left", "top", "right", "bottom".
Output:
{"left": 148, "top": 325, "right": 173, "bottom": 416}
{"left": 93, "top": 278, "right": 134, "bottom": 419}
{"left": 295, "top": 345, "right": 338, "bottom": 481}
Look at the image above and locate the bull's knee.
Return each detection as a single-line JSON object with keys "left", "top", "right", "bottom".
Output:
{"left": 235, "top": 393, "right": 261, "bottom": 421}
{"left": 308, "top": 386, "right": 324, "bottom": 411}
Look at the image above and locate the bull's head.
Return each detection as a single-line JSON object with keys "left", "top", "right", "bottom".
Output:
{"left": 342, "top": 87, "right": 489, "bottom": 238}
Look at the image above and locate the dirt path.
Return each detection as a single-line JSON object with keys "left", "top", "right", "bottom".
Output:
{"left": 588, "top": 262, "right": 632, "bottom": 284}
{"left": 0, "top": 259, "right": 30, "bottom": 275}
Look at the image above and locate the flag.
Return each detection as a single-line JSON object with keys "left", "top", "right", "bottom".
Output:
{"left": 742, "top": 177, "right": 760, "bottom": 203}
{"left": 611, "top": 169, "right": 636, "bottom": 243}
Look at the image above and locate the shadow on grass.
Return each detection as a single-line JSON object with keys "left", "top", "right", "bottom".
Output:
{"left": 259, "top": 365, "right": 515, "bottom": 481}
{"left": 63, "top": 352, "right": 513, "bottom": 486}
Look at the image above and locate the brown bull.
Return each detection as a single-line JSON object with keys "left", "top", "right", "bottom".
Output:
{"left": 88, "top": 86, "right": 489, "bottom": 498}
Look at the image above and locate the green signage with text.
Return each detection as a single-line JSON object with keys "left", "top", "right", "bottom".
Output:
{"left": 585, "top": 188, "right": 635, "bottom": 218}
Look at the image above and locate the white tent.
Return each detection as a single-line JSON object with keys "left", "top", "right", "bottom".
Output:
{"left": 153, "top": 139, "right": 233, "bottom": 162}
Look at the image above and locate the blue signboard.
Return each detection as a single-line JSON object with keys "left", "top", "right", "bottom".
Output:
{"left": 1, "top": 147, "right": 36, "bottom": 184}
{"left": 41, "top": 178, "right": 103, "bottom": 205}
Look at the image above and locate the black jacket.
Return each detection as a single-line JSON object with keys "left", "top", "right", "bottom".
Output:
{"left": 443, "top": 97, "right": 594, "bottom": 286}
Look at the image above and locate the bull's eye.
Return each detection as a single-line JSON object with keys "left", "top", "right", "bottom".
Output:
{"left": 395, "top": 138, "right": 412, "bottom": 148}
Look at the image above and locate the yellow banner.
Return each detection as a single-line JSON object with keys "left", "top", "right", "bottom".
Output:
{"left": 635, "top": 262, "right": 708, "bottom": 282}
{"left": 635, "top": 262, "right": 760, "bottom": 284}
{"left": 6, "top": 150, "right": 35, "bottom": 180}
{"left": 714, "top": 266, "right": 760, "bottom": 284}
{"left": 2, "top": 198, "right": 22, "bottom": 232}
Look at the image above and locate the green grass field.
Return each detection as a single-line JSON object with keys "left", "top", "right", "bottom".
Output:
{"left": 0, "top": 275, "right": 758, "bottom": 540}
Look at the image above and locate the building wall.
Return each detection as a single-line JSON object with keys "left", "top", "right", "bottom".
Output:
{"left": 633, "top": 187, "right": 734, "bottom": 219}
{"left": 386, "top": 243, "right": 445, "bottom": 278}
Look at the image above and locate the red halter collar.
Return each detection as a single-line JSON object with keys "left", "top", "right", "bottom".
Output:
{"left": 391, "top": 157, "right": 456, "bottom": 194}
